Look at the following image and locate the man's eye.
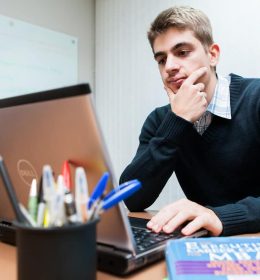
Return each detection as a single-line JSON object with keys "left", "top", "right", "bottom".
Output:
{"left": 157, "top": 58, "right": 166, "bottom": 65}
{"left": 178, "top": 50, "right": 190, "bottom": 57}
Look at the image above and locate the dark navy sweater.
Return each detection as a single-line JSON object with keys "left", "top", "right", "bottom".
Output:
{"left": 120, "top": 74, "right": 260, "bottom": 236}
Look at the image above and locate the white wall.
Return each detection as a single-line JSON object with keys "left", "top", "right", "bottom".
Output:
{"left": 2, "top": 0, "right": 260, "bottom": 211}
{"left": 95, "top": 0, "right": 260, "bottom": 210}
{"left": 0, "top": 0, "right": 95, "bottom": 87}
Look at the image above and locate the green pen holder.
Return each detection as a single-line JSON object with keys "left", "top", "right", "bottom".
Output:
{"left": 15, "top": 219, "right": 98, "bottom": 280}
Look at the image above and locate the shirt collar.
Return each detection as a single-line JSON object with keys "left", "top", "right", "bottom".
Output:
{"left": 207, "top": 75, "right": 232, "bottom": 119}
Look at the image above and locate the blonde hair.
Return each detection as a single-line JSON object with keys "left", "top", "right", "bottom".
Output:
{"left": 147, "top": 6, "right": 214, "bottom": 50}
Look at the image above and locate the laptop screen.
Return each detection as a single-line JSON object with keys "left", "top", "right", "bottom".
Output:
{"left": 0, "top": 84, "right": 134, "bottom": 251}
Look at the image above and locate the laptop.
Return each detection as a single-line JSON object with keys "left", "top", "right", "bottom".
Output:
{"left": 0, "top": 84, "right": 207, "bottom": 275}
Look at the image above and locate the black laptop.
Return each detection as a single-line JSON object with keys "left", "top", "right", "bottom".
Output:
{"left": 0, "top": 84, "right": 207, "bottom": 275}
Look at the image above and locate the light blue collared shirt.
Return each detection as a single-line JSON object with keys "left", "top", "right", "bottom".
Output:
{"left": 194, "top": 75, "right": 231, "bottom": 135}
{"left": 207, "top": 75, "right": 231, "bottom": 119}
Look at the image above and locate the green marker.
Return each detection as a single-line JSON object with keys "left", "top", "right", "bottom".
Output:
{"left": 28, "top": 178, "right": 38, "bottom": 222}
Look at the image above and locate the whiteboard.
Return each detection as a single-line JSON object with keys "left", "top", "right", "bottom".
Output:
{"left": 0, "top": 15, "right": 78, "bottom": 98}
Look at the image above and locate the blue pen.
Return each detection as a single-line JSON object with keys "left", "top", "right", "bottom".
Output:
{"left": 88, "top": 172, "right": 109, "bottom": 209}
{"left": 102, "top": 180, "right": 141, "bottom": 211}
{"left": 102, "top": 179, "right": 140, "bottom": 202}
{"left": 90, "top": 180, "right": 141, "bottom": 220}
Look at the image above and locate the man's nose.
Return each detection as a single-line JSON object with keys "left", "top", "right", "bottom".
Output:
{"left": 165, "top": 56, "right": 180, "bottom": 73}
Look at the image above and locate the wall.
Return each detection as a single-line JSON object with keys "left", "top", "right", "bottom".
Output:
{"left": 1, "top": 0, "right": 260, "bottom": 211}
{"left": 0, "top": 0, "right": 95, "bottom": 87}
{"left": 95, "top": 0, "right": 260, "bottom": 210}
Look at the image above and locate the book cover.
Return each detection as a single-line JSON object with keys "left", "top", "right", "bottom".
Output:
{"left": 165, "top": 237, "right": 260, "bottom": 280}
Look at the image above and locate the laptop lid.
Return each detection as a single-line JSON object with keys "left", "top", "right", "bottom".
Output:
{"left": 0, "top": 84, "right": 136, "bottom": 252}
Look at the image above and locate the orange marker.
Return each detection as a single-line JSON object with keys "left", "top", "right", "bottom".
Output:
{"left": 62, "top": 160, "right": 71, "bottom": 192}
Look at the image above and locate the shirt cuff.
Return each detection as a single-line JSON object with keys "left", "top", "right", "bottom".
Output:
{"left": 208, "top": 204, "right": 250, "bottom": 236}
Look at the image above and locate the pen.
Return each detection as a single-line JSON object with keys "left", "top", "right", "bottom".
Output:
{"left": 102, "top": 179, "right": 140, "bottom": 201}
{"left": 36, "top": 177, "right": 46, "bottom": 226}
{"left": 62, "top": 161, "right": 78, "bottom": 223}
{"left": 54, "top": 175, "right": 66, "bottom": 226}
{"left": 90, "top": 179, "right": 141, "bottom": 220}
{"left": 42, "top": 165, "right": 56, "bottom": 226}
{"left": 64, "top": 191, "right": 78, "bottom": 223}
{"left": 101, "top": 180, "right": 141, "bottom": 212}
{"left": 75, "top": 167, "right": 89, "bottom": 222}
{"left": 0, "top": 156, "right": 29, "bottom": 224}
{"left": 27, "top": 178, "right": 38, "bottom": 222}
{"left": 43, "top": 207, "right": 50, "bottom": 228}
{"left": 88, "top": 172, "right": 109, "bottom": 218}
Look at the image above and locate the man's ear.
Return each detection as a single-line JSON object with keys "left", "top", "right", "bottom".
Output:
{"left": 208, "top": 43, "right": 220, "bottom": 67}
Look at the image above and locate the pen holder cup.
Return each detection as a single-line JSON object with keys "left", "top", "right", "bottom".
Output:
{"left": 15, "top": 219, "right": 98, "bottom": 280}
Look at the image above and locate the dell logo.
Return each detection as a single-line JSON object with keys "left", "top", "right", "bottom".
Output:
{"left": 17, "top": 159, "right": 38, "bottom": 186}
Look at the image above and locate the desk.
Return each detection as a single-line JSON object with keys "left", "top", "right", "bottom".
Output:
{"left": 1, "top": 212, "right": 259, "bottom": 280}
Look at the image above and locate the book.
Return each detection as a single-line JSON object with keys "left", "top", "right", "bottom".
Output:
{"left": 165, "top": 237, "right": 260, "bottom": 280}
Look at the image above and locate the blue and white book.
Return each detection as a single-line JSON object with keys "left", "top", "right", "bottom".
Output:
{"left": 165, "top": 237, "right": 260, "bottom": 280}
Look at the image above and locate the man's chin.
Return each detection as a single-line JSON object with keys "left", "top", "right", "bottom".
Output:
{"left": 167, "top": 80, "right": 184, "bottom": 93}
{"left": 169, "top": 86, "right": 180, "bottom": 94}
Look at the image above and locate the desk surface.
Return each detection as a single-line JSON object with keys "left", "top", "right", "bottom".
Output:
{"left": 1, "top": 212, "right": 259, "bottom": 280}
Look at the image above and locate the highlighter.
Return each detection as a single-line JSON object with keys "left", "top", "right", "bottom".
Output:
{"left": 27, "top": 178, "right": 38, "bottom": 222}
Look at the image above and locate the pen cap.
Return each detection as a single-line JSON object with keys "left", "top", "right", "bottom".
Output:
{"left": 15, "top": 219, "right": 99, "bottom": 280}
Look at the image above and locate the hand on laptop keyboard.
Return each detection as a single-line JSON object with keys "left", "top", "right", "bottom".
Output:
{"left": 146, "top": 198, "right": 222, "bottom": 236}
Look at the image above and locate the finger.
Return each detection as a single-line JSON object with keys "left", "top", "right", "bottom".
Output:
{"left": 181, "top": 216, "right": 205, "bottom": 236}
{"left": 162, "top": 211, "right": 190, "bottom": 233}
{"left": 147, "top": 220, "right": 163, "bottom": 233}
{"left": 147, "top": 207, "right": 178, "bottom": 232}
{"left": 184, "top": 67, "right": 207, "bottom": 86}
{"left": 194, "top": 82, "right": 205, "bottom": 92}
{"left": 197, "top": 91, "right": 207, "bottom": 99}
{"left": 164, "top": 86, "right": 175, "bottom": 98}
{"left": 181, "top": 213, "right": 222, "bottom": 236}
{"left": 147, "top": 214, "right": 173, "bottom": 233}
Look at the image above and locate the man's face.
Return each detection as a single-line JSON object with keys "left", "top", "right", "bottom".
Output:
{"left": 153, "top": 27, "right": 217, "bottom": 94}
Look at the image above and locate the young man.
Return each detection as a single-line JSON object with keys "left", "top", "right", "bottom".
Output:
{"left": 120, "top": 6, "right": 260, "bottom": 237}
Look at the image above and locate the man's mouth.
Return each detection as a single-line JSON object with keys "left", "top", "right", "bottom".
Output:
{"left": 167, "top": 77, "right": 186, "bottom": 88}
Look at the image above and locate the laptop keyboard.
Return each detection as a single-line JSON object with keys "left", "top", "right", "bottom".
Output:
{"left": 132, "top": 226, "right": 182, "bottom": 253}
